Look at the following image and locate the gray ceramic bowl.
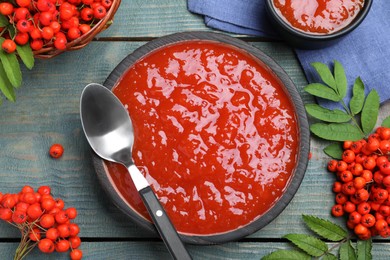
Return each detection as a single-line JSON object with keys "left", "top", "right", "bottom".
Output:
{"left": 92, "top": 31, "right": 310, "bottom": 244}
{"left": 265, "top": 0, "right": 373, "bottom": 49}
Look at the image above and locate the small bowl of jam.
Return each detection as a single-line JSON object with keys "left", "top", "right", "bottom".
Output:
{"left": 265, "top": 0, "right": 373, "bottom": 49}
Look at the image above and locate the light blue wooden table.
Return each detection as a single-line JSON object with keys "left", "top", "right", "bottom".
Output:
{"left": 0, "top": 1, "right": 389, "bottom": 259}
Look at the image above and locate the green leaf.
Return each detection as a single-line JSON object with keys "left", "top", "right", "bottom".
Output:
{"left": 323, "top": 143, "right": 343, "bottom": 159}
{"left": 334, "top": 60, "right": 347, "bottom": 98}
{"left": 382, "top": 116, "right": 390, "bottom": 128}
{"left": 310, "top": 123, "right": 364, "bottom": 141}
{"left": 311, "top": 62, "right": 337, "bottom": 91}
{"left": 262, "top": 250, "right": 311, "bottom": 260}
{"left": 340, "top": 240, "right": 357, "bottom": 260}
{"left": 357, "top": 239, "right": 372, "bottom": 260}
{"left": 283, "top": 234, "right": 328, "bottom": 257}
{"left": 323, "top": 253, "right": 338, "bottom": 260}
{"left": 17, "top": 44, "right": 34, "bottom": 70}
{"left": 0, "top": 38, "right": 22, "bottom": 88}
{"left": 305, "top": 104, "right": 351, "bottom": 123}
{"left": 0, "top": 14, "right": 9, "bottom": 27}
{"left": 350, "top": 77, "right": 365, "bottom": 115}
{"left": 304, "top": 83, "right": 340, "bottom": 102}
{"left": 303, "top": 215, "right": 348, "bottom": 242}
{"left": 361, "top": 90, "right": 380, "bottom": 134}
{"left": 0, "top": 62, "right": 15, "bottom": 102}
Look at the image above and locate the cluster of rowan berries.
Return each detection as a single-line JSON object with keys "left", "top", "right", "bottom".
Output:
{"left": 328, "top": 126, "right": 390, "bottom": 240}
{"left": 0, "top": 185, "right": 82, "bottom": 260}
{"left": 0, "top": 0, "right": 113, "bottom": 53}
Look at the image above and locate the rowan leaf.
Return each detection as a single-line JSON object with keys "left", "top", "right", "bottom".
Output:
{"left": 382, "top": 116, "right": 390, "bottom": 128}
{"left": 311, "top": 62, "right": 337, "bottom": 91}
{"left": 334, "top": 60, "right": 347, "bottom": 98}
{"left": 361, "top": 90, "right": 379, "bottom": 134}
{"left": 302, "top": 215, "right": 347, "bottom": 241}
{"left": 0, "top": 62, "right": 15, "bottom": 102}
{"left": 310, "top": 123, "right": 364, "bottom": 141}
{"left": 283, "top": 234, "right": 328, "bottom": 257}
{"left": 340, "top": 240, "right": 357, "bottom": 260}
{"left": 304, "top": 83, "right": 340, "bottom": 102}
{"left": 323, "top": 253, "right": 338, "bottom": 260}
{"left": 0, "top": 14, "right": 9, "bottom": 27}
{"left": 17, "top": 44, "right": 34, "bottom": 70}
{"left": 305, "top": 104, "right": 351, "bottom": 123}
{"left": 0, "top": 38, "right": 22, "bottom": 88}
{"left": 350, "top": 77, "right": 365, "bottom": 115}
{"left": 262, "top": 250, "right": 311, "bottom": 260}
{"left": 357, "top": 239, "right": 372, "bottom": 260}
{"left": 323, "top": 143, "right": 343, "bottom": 159}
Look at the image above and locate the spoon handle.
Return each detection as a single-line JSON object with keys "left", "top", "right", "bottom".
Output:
{"left": 139, "top": 186, "right": 193, "bottom": 260}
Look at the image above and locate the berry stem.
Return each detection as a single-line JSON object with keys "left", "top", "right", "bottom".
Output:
{"left": 340, "top": 99, "right": 365, "bottom": 137}
{"left": 13, "top": 226, "right": 36, "bottom": 260}
{"left": 315, "top": 237, "right": 349, "bottom": 259}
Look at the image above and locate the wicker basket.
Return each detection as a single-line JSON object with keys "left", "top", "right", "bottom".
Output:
{"left": 33, "top": 0, "right": 121, "bottom": 59}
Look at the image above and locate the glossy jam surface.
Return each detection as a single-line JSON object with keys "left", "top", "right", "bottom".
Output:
{"left": 107, "top": 41, "right": 299, "bottom": 235}
{"left": 273, "top": 0, "right": 364, "bottom": 35}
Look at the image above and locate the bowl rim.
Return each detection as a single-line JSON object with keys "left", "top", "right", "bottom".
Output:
{"left": 93, "top": 31, "right": 310, "bottom": 244}
{"left": 265, "top": 0, "right": 373, "bottom": 41}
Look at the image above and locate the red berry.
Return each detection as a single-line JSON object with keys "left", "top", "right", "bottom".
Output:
{"left": 354, "top": 223, "right": 368, "bottom": 235}
{"left": 357, "top": 202, "right": 371, "bottom": 215}
{"left": 40, "top": 213, "right": 55, "bottom": 228}
{"left": 27, "top": 203, "right": 43, "bottom": 220}
{"left": 2, "top": 39, "right": 17, "bottom": 54}
{"left": 93, "top": 5, "right": 107, "bottom": 19}
{"left": 12, "top": 210, "right": 27, "bottom": 224}
{"left": 349, "top": 211, "right": 362, "bottom": 224}
{"left": 361, "top": 213, "right": 376, "bottom": 227}
{"left": 79, "top": 24, "right": 91, "bottom": 35}
{"left": 46, "top": 228, "right": 60, "bottom": 241}
{"left": 0, "top": 208, "right": 13, "bottom": 221}
{"left": 38, "top": 238, "right": 55, "bottom": 253}
{"left": 67, "top": 27, "right": 81, "bottom": 40}
{"left": 15, "top": 32, "right": 30, "bottom": 45}
{"left": 69, "top": 223, "right": 80, "bottom": 236}
{"left": 375, "top": 219, "right": 388, "bottom": 232}
{"left": 16, "top": 19, "right": 32, "bottom": 33}
{"left": 380, "top": 128, "right": 390, "bottom": 140}
{"left": 331, "top": 204, "right": 344, "bottom": 217}
{"left": 342, "top": 150, "right": 355, "bottom": 163}
{"left": 14, "top": 7, "right": 31, "bottom": 22}
{"left": 66, "top": 207, "right": 78, "bottom": 219}
{"left": 49, "top": 144, "right": 64, "bottom": 158}
{"left": 55, "top": 239, "right": 70, "bottom": 253}
{"left": 55, "top": 210, "right": 69, "bottom": 224}
{"left": 80, "top": 7, "right": 94, "bottom": 21}
{"left": 70, "top": 249, "right": 83, "bottom": 260}
{"left": 0, "top": 3, "right": 14, "bottom": 15}
{"left": 69, "top": 235, "right": 81, "bottom": 249}
{"left": 16, "top": 0, "right": 31, "bottom": 7}
{"left": 57, "top": 223, "right": 71, "bottom": 238}
{"left": 41, "top": 26, "right": 54, "bottom": 40}
{"left": 30, "top": 39, "right": 44, "bottom": 51}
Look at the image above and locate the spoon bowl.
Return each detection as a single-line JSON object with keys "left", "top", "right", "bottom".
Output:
{"left": 80, "top": 83, "right": 134, "bottom": 167}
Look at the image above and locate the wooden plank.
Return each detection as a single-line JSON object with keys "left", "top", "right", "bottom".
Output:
{"left": 0, "top": 241, "right": 389, "bottom": 259}
{"left": 97, "top": 0, "right": 211, "bottom": 38}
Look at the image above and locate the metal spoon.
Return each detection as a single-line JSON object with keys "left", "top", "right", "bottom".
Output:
{"left": 80, "top": 83, "right": 192, "bottom": 260}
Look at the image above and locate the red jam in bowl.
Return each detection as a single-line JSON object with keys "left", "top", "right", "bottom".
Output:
{"left": 273, "top": 0, "right": 364, "bottom": 35}
{"left": 106, "top": 41, "right": 299, "bottom": 235}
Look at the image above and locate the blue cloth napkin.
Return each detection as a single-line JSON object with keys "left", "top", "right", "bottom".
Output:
{"left": 188, "top": 0, "right": 390, "bottom": 108}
